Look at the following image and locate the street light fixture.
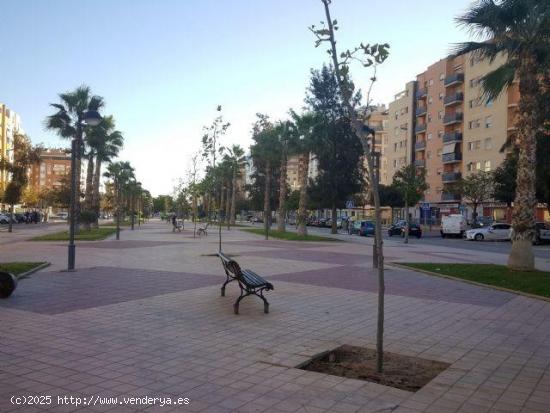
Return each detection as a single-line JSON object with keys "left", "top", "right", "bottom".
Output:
{"left": 68, "top": 109, "right": 102, "bottom": 271}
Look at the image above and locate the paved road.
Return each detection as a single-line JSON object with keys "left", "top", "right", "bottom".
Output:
{"left": 257, "top": 223, "right": 550, "bottom": 261}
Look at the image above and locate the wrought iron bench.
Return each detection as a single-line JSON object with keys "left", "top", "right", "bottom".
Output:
{"left": 218, "top": 252, "right": 274, "bottom": 314}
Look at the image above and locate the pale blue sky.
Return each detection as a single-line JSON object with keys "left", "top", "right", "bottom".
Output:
{"left": 1, "top": 0, "right": 474, "bottom": 195}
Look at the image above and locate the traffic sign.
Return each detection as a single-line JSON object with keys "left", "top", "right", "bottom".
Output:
{"left": 421, "top": 202, "right": 430, "bottom": 211}
{"left": 346, "top": 200, "right": 355, "bottom": 209}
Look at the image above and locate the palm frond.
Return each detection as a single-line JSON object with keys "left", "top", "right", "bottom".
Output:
{"left": 451, "top": 40, "right": 501, "bottom": 61}
{"left": 480, "top": 62, "right": 516, "bottom": 102}
{"left": 455, "top": 0, "right": 511, "bottom": 39}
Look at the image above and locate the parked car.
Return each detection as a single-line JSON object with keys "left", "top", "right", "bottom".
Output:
{"left": 441, "top": 214, "right": 467, "bottom": 238}
{"left": 471, "top": 216, "right": 494, "bottom": 228}
{"left": 359, "top": 221, "right": 376, "bottom": 237}
{"left": 465, "top": 223, "right": 512, "bottom": 241}
{"left": 350, "top": 220, "right": 365, "bottom": 235}
{"left": 55, "top": 212, "right": 69, "bottom": 220}
{"left": 0, "top": 214, "right": 10, "bottom": 224}
{"left": 326, "top": 218, "right": 343, "bottom": 229}
{"left": 388, "top": 222, "right": 422, "bottom": 238}
{"left": 534, "top": 222, "right": 550, "bottom": 245}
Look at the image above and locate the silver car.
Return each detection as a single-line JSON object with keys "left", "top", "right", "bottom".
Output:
{"left": 465, "top": 223, "right": 512, "bottom": 241}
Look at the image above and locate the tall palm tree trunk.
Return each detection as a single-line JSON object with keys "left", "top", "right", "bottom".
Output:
{"left": 84, "top": 156, "right": 94, "bottom": 212}
{"left": 264, "top": 161, "right": 271, "bottom": 240}
{"left": 277, "top": 156, "right": 288, "bottom": 232}
{"left": 508, "top": 60, "right": 538, "bottom": 271}
{"left": 297, "top": 152, "right": 309, "bottom": 236}
{"left": 230, "top": 169, "right": 237, "bottom": 225}
{"left": 91, "top": 157, "right": 102, "bottom": 229}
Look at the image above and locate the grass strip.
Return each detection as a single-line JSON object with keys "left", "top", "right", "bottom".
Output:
{"left": 241, "top": 228, "right": 338, "bottom": 242}
{"left": 31, "top": 227, "right": 117, "bottom": 241}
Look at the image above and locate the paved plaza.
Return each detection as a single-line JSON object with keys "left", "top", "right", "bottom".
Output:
{"left": 1, "top": 220, "right": 550, "bottom": 412}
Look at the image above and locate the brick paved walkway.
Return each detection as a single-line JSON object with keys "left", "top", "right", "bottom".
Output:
{"left": 1, "top": 220, "right": 549, "bottom": 412}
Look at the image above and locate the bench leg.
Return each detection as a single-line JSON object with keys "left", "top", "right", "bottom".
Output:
{"left": 259, "top": 292, "right": 269, "bottom": 314}
{"left": 234, "top": 290, "right": 248, "bottom": 315}
{"left": 221, "top": 278, "right": 231, "bottom": 297}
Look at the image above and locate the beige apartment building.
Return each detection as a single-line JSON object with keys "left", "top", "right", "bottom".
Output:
{"left": 386, "top": 82, "right": 415, "bottom": 184}
{"left": 385, "top": 50, "right": 525, "bottom": 221}
{"left": 0, "top": 103, "right": 24, "bottom": 191}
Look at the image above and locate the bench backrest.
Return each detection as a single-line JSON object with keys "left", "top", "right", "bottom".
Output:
{"left": 218, "top": 252, "right": 242, "bottom": 280}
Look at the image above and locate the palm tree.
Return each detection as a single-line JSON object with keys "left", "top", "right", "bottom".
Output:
{"left": 290, "top": 111, "right": 318, "bottom": 237}
{"left": 222, "top": 144, "right": 246, "bottom": 226}
{"left": 45, "top": 85, "right": 104, "bottom": 231}
{"left": 88, "top": 116, "right": 123, "bottom": 228}
{"left": 104, "top": 161, "right": 135, "bottom": 240}
{"left": 454, "top": 0, "right": 550, "bottom": 270}
{"left": 250, "top": 117, "right": 282, "bottom": 239}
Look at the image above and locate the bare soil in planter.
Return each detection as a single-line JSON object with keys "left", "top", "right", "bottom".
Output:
{"left": 300, "top": 345, "right": 450, "bottom": 392}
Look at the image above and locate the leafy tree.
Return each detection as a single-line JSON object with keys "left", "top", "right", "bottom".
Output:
{"left": 311, "top": 0, "right": 390, "bottom": 372}
{"left": 0, "top": 133, "right": 41, "bottom": 232}
{"left": 454, "top": 0, "right": 550, "bottom": 270}
{"left": 306, "top": 66, "right": 364, "bottom": 234}
{"left": 222, "top": 145, "right": 246, "bottom": 226}
{"left": 274, "top": 121, "right": 293, "bottom": 232}
{"left": 392, "top": 165, "right": 428, "bottom": 243}
{"left": 378, "top": 184, "right": 404, "bottom": 223}
{"left": 45, "top": 85, "right": 104, "bottom": 231}
{"left": 459, "top": 171, "right": 495, "bottom": 223}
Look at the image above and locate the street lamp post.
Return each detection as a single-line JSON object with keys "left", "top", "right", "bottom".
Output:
{"left": 68, "top": 110, "right": 102, "bottom": 271}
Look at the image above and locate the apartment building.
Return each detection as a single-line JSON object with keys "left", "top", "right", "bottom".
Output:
{"left": 363, "top": 105, "right": 389, "bottom": 185}
{"left": 28, "top": 149, "right": 71, "bottom": 193}
{"left": 385, "top": 51, "right": 521, "bottom": 221}
{"left": 286, "top": 153, "right": 319, "bottom": 191}
{"left": 0, "top": 103, "right": 23, "bottom": 190}
{"left": 386, "top": 82, "right": 416, "bottom": 184}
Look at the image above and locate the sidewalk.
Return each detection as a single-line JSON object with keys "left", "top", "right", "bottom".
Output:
{"left": 1, "top": 219, "right": 549, "bottom": 412}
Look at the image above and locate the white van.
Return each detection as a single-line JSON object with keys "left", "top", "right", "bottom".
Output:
{"left": 441, "top": 214, "right": 467, "bottom": 237}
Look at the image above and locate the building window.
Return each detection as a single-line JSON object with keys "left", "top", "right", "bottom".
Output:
{"left": 437, "top": 168, "right": 442, "bottom": 175}
{"left": 484, "top": 138, "right": 492, "bottom": 150}
{"left": 438, "top": 110, "right": 444, "bottom": 120}
{"left": 439, "top": 73, "right": 445, "bottom": 81}
{"left": 428, "top": 96, "right": 433, "bottom": 104}
{"left": 485, "top": 116, "right": 493, "bottom": 128}
{"left": 476, "top": 161, "right": 482, "bottom": 170}
{"left": 468, "top": 140, "right": 481, "bottom": 150}
{"left": 394, "top": 143, "right": 398, "bottom": 152}
{"left": 393, "top": 159, "right": 397, "bottom": 167}
{"left": 427, "top": 133, "right": 433, "bottom": 140}
{"left": 429, "top": 79, "right": 434, "bottom": 86}
{"left": 428, "top": 113, "right": 432, "bottom": 123}
{"left": 427, "top": 151, "right": 431, "bottom": 159}
{"left": 439, "top": 92, "right": 444, "bottom": 100}
{"left": 485, "top": 98, "right": 493, "bottom": 107}
{"left": 484, "top": 160, "right": 491, "bottom": 171}
{"left": 438, "top": 130, "right": 444, "bottom": 138}
{"left": 394, "top": 111, "right": 398, "bottom": 120}
{"left": 437, "top": 149, "right": 442, "bottom": 157}
{"left": 467, "top": 163, "right": 473, "bottom": 172}
{"left": 469, "top": 119, "right": 480, "bottom": 129}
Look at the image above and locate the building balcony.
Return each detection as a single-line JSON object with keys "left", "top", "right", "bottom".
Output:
{"left": 442, "top": 152, "right": 463, "bottom": 163}
{"left": 443, "top": 112, "right": 463, "bottom": 125}
{"left": 444, "top": 73, "right": 464, "bottom": 87}
{"left": 415, "top": 141, "right": 426, "bottom": 151}
{"left": 441, "top": 192, "right": 461, "bottom": 201}
{"left": 415, "top": 106, "right": 427, "bottom": 117}
{"left": 415, "top": 124, "right": 427, "bottom": 134}
{"left": 442, "top": 172, "right": 462, "bottom": 183}
{"left": 415, "top": 88, "right": 427, "bottom": 99}
{"left": 442, "top": 132, "right": 463, "bottom": 143}
{"left": 414, "top": 159, "right": 426, "bottom": 168}
{"left": 444, "top": 92, "right": 464, "bottom": 106}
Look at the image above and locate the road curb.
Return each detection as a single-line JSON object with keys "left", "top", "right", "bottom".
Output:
{"left": 17, "top": 262, "right": 51, "bottom": 279}
{"left": 389, "top": 262, "right": 550, "bottom": 302}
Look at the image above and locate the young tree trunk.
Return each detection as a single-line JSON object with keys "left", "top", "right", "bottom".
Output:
{"left": 264, "top": 161, "right": 271, "bottom": 239}
{"left": 91, "top": 156, "right": 102, "bottom": 229}
{"left": 508, "top": 60, "right": 538, "bottom": 271}
{"left": 297, "top": 152, "right": 309, "bottom": 236}
{"left": 321, "top": 0, "right": 385, "bottom": 373}
{"left": 230, "top": 170, "right": 237, "bottom": 225}
{"left": 331, "top": 203, "right": 337, "bottom": 234}
{"left": 277, "top": 155, "right": 288, "bottom": 232}
{"left": 84, "top": 156, "right": 94, "bottom": 212}
{"left": 225, "top": 179, "right": 231, "bottom": 228}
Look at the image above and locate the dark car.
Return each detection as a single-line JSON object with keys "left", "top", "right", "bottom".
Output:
{"left": 359, "top": 221, "right": 375, "bottom": 237}
{"left": 388, "top": 222, "right": 422, "bottom": 238}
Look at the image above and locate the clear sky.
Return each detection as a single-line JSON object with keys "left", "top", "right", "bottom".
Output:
{"left": 1, "top": 0, "right": 475, "bottom": 196}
